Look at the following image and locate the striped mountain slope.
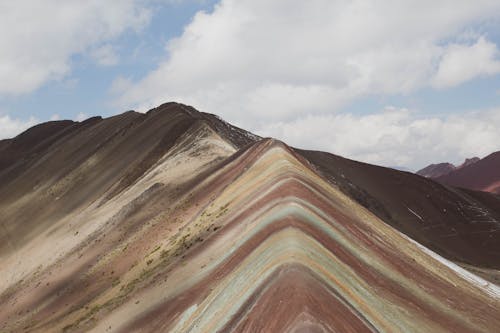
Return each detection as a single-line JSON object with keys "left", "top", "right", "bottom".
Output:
{"left": 0, "top": 104, "right": 499, "bottom": 332}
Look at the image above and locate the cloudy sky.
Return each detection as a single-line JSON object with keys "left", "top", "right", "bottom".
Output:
{"left": 1, "top": 0, "right": 500, "bottom": 170}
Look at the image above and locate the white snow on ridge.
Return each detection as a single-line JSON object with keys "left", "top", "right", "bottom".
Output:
{"left": 402, "top": 233, "right": 500, "bottom": 298}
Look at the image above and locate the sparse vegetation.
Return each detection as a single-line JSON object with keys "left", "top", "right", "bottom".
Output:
{"left": 62, "top": 304, "right": 102, "bottom": 332}
{"left": 149, "top": 245, "right": 161, "bottom": 255}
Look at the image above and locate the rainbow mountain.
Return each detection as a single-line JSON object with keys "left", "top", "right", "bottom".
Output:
{"left": 1, "top": 103, "right": 499, "bottom": 332}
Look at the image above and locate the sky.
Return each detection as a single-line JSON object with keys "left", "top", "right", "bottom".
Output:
{"left": 1, "top": 0, "right": 500, "bottom": 171}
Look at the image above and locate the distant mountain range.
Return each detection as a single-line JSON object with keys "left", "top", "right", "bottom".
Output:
{"left": 1, "top": 102, "right": 499, "bottom": 332}
{"left": 417, "top": 154, "right": 500, "bottom": 194}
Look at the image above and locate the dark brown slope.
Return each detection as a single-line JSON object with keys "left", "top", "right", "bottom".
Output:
{"left": 0, "top": 102, "right": 257, "bottom": 255}
{"left": 0, "top": 119, "right": 78, "bottom": 171}
{"left": 297, "top": 149, "right": 500, "bottom": 270}
{"left": 437, "top": 151, "right": 500, "bottom": 194}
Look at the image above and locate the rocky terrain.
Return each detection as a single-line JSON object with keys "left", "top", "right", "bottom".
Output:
{"left": 1, "top": 102, "right": 499, "bottom": 332}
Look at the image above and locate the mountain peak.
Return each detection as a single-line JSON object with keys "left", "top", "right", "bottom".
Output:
{"left": 417, "top": 153, "right": 499, "bottom": 195}
{"left": 458, "top": 157, "right": 480, "bottom": 169}
{"left": 416, "top": 155, "right": 481, "bottom": 179}
{"left": 416, "top": 162, "right": 455, "bottom": 178}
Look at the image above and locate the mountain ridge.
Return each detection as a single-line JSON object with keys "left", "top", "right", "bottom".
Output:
{"left": 1, "top": 102, "right": 499, "bottom": 332}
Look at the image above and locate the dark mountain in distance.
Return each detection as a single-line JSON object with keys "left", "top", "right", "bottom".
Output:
{"left": 416, "top": 156, "right": 480, "bottom": 178}
{"left": 437, "top": 152, "right": 500, "bottom": 194}
{"left": 416, "top": 162, "right": 456, "bottom": 178}
{"left": 418, "top": 154, "right": 499, "bottom": 195}
{"left": 1, "top": 102, "right": 499, "bottom": 332}
{"left": 458, "top": 157, "right": 480, "bottom": 169}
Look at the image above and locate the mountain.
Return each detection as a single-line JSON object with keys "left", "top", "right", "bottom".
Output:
{"left": 1, "top": 103, "right": 499, "bottom": 332}
{"left": 417, "top": 154, "right": 499, "bottom": 194}
{"left": 458, "top": 157, "right": 480, "bottom": 169}
{"left": 437, "top": 152, "right": 500, "bottom": 194}
{"left": 416, "top": 157, "right": 480, "bottom": 179}
{"left": 416, "top": 162, "right": 456, "bottom": 178}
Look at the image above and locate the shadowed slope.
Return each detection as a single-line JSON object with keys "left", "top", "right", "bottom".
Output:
{"left": 0, "top": 103, "right": 257, "bottom": 256}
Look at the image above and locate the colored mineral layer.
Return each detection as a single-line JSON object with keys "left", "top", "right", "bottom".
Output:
{"left": 1, "top": 103, "right": 499, "bottom": 332}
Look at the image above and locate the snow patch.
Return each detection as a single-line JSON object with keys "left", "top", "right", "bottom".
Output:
{"left": 407, "top": 207, "right": 424, "bottom": 222}
{"left": 403, "top": 233, "right": 500, "bottom": 298}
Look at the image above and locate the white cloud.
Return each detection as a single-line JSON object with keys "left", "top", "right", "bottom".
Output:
{"left": 0, "top": 115, "right": 38, "bottom": 139}
{"left": 432, "top": 37, "right": 500, "bottom": 88}
{"left": 110, "top": 76, "right": 134, "bottom": 95}
{"left": 0, "top": 0, "right": 151, "bottom": 95}
{"left": 112, "top": 0, "right": 500, "bottom": 128}
{"left": 256, "top": 107, "right": 500, "bottom": 170}
{"left": 90, "top": 44, "right": 120, "bottom": 66}
{"left": 75, "top": 112, "right": 88, "bottom": 121}
{"left": 50, "top": 114, "right": 61, "bottom": 121}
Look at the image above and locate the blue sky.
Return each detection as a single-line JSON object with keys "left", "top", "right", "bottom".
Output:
{"left": 1, "top": 1, "right": 500, "bottom": 170}
{"left": 0, "top": 1, "right": 219, "bottom": 121}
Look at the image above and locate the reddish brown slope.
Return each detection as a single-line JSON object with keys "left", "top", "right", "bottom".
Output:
{"left": 436, "top": 151, "right": 500, "bottom": 194}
